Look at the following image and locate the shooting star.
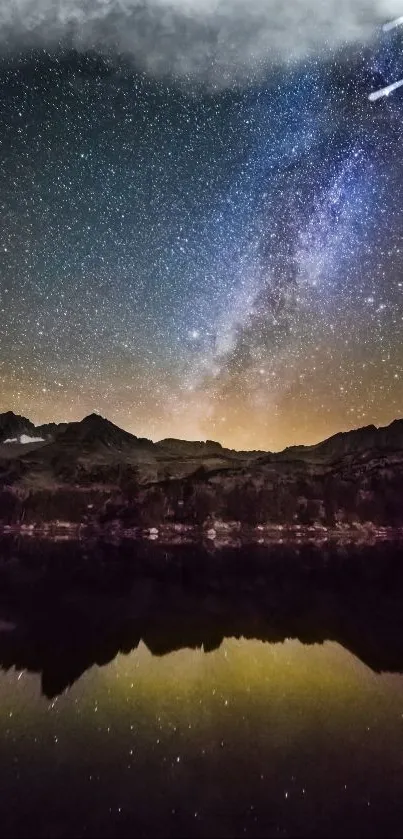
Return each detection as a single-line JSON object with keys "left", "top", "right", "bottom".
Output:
{"left": 369, "top": 77, "right": 403, "bottom": 101}
{"left": 369, "top": 14, "right": 403, "bottom": 101}
{"left": 383, "top": 16, "right": 403, "bottom": 32}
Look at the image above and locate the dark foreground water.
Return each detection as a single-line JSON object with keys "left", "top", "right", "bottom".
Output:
{"left": 1, "top": 537, "right": 403, "bottom": 838}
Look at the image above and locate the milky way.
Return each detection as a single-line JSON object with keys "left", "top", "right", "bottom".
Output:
{"left": 1, "top": 12, "right": 403, "bottom": 450}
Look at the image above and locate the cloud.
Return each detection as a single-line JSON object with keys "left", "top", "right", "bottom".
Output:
{"left": 0, "top": 0, "right": 401, "bottom": 84}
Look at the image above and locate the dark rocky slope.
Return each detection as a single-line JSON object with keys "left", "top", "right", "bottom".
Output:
{"left": 0, "top": 411, "right": 403, "bottom": 528}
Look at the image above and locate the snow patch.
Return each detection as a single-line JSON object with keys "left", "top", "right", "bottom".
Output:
{"left": 3, "top": 434, "right": 45, "bottom": 444}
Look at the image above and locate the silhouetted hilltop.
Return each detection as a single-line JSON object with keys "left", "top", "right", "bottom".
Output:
{"left": 157, "top": 437, "right": 224, "bottom": 455}
{"left": 1, "top": 411, "right": 403, "bottom": 529}
{"left": 0, "top": 411, "right": 37, "bottom": 442}
{"left": 57, "top": 413, "right": 153, "bottom": 451}
{"left": 282, "top": 418, "right": 403, "bottom": 462}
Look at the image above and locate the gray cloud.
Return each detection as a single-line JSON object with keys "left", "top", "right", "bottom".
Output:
{"left": 0, "top": 0, "right": 401, "bottom": 83}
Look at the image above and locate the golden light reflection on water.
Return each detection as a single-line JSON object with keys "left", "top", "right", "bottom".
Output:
{"left": 98, "top": 638, "right": 371, "bottom": 713}
{"left": 1, "top": 638, "right": 397, "bottom": 727}
{"left": 2, "top": 638, "right": 403, "bottom": 837}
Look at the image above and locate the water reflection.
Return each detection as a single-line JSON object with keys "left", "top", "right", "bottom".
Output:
{"left": 0, "top": 537, "right": 403, "bottom": 697}
{"left": 1, "top": 538, "right": 403, "bottom": 837}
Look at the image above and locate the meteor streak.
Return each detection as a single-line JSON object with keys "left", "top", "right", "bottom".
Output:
{"left": 369, "top": 14, "right": 403, "bottom": 101}
{"left": 369, "top": 78, "right": 403, "bottom": 100}
{"left": 383, "top": 16, "right": 403, "bottom": 31}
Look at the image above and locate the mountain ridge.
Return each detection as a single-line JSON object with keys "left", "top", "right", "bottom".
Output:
{"left": 1, "top": 411, "right": 403, "bottom": 530}
{"left": 1, "top": 409, "right": 403, "bottom": 458}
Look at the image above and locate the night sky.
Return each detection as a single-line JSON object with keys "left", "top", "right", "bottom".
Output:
{"left": 1, "top": 2, "right": 403, "bottom": 450}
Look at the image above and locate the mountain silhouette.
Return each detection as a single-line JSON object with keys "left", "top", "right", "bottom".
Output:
{"left": 1, "top": 411, "right": 403, "bottom": 528}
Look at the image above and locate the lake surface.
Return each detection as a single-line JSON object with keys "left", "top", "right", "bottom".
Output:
{"left": 1, "top": 537, "right": 403, "bottom": 838}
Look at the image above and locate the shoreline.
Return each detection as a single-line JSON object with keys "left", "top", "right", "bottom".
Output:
{"left": 0, "top": 521, "right": 402, "bottom": 545}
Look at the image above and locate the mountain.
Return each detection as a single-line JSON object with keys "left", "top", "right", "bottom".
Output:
{"left": 3, "top": 412, "right": 248, "bottom": 484}
{"left": 55, "top": 412, "right": 153, "bottom": 451}
{"left": 0, "top": 411, "right": 37, "bottom": 443}
{"left": 0, "top": 411, "right": 66, "bottom": 446}
{"left": 36, "top": 421, "right": 68, "bottom": 440}
{"left": 281, "top": 419, "right": 403, "bottom": 462}
{"left": 157, "top": 437, "right": 224, "bottom": 455}
{"left": 1, "top": 411, "right": 403, "bottom": 529}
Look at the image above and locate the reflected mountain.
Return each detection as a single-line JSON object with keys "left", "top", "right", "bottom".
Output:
{"left": 0, "top": 538, "right": 403, "bottom": 697}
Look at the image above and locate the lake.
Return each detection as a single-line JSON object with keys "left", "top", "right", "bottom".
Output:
{"left": 0, "top": 536, "right": 403, "bottom": 838}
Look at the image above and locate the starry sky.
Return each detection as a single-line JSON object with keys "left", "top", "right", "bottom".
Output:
{"left": 1, "top": 3, "right": 403, "bottom": 450}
